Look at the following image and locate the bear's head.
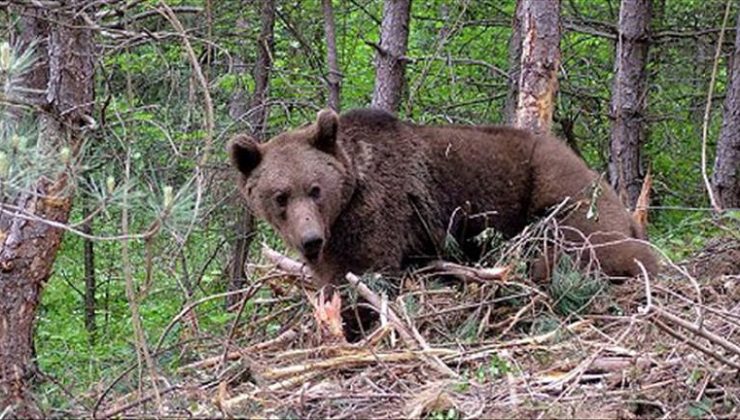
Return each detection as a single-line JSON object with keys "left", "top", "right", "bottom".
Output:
{"left": 229, "top": 109, "right": 355, "bottom": 264}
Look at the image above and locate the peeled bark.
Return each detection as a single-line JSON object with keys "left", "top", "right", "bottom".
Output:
{"left": 322, "top": 0, "right": 342, "bottom": 111}
{"left": 514, "top": 0, "right": 561, "bottom": 135}
{"left": 0, "top": 3, "right": 95, "bottom": 417}
{"left": 608, "top": 0, "right": 652, "bottom": 209}
{"left": 371, "top": 0, "right": 412, "bottom": 113}
{"left": 227, "top": 0, "right": 276, "bottom": 306}
{"left": 713, "top": 7, "right": 740, "bottom": 209}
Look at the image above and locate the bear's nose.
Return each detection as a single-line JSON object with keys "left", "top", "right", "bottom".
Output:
{"left": 300, "top": 234, "right": 324, "bottom": 261}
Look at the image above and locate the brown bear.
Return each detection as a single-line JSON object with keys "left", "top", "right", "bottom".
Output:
{"left": 229, "top": 108, "right": 658, "bottom": 289}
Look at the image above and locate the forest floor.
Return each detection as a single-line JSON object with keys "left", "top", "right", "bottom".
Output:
{"left": 90, "top": 234, "right": 740, "bottom": 419}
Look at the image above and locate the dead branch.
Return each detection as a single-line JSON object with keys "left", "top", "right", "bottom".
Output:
{"left": 98, "top": 385, "right": 181, "bottom": 419}
{"left": 344, "top": 273, "right": 417, "bottom": 347}
{"left": 346, "top": 273, "right": 458, "bottom": 377}
{"left": 448, "top": 320, "right": 592, "bottom": 363}
{"left": 153, "top": 279, "right": 274, "bottom": 354}
{"left": 652, "top": 318, "right": 740, "bottom": 370}
{"left": 653, "top": 307, "right": 740, "bottom": 360}
{"left": 260, "top": 348, "right": 456, "bottom": 381}
{"left": 427, "top": 260, "right": 510, "bottom": 282}
{"left": 261, "top": 245, "right": 314, "bottom": 286}
{"left": 179, "top": 329, "right": 299, "bottom": 372}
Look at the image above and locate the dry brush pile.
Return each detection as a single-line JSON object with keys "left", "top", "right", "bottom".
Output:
{"left": 90, "top": 218, "right": 740, "bottom": 419}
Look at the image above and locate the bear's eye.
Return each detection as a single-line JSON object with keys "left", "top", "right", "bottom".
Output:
{"left": 275, "top": 192, "right": 289, "bottom": 207}
{"left": 308, "top": 185, "right": 321, "bottom": 200}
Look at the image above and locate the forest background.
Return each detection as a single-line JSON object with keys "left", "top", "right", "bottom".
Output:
{"left": 1, "top": 0, "right": 739, "bottom": 417}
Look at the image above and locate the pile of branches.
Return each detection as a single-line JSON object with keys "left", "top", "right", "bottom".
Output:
{"left": 90, "top": 222, "right": 740, "bottom": 419}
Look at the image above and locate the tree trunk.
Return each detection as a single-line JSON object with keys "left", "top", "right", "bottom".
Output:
{"left": 713, "top": 7, "right": 740, "bottom": 209}
{"left": 227, "top": 0, "right": 276, "bottom": 307}
{"left": 371, "top": 0, "right": 412, "bottom": 113}
{"left": 504, "top": 0, "right": 524, "bottom": 125}
{"left": 82, "top": 193, "right": 96, "bottom": 343}
{"left": 322, "top": 0, "right": 342, "bottom": 112}
{"left": 608, "top": 0, "right": 652, "bottom": 209}
{"left": 227, "top": 209, "right": 252, "bottom": 310}
{"left": 514, "top": 0, "right": 561, "bottom": 135}
{"left": 0, "top": 3, "right": 95, "bottom": 417}
{"left": 248, "top": 0, "right": 276, "bottom": 139}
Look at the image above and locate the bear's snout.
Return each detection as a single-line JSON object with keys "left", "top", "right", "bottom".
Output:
{"left": 300, "top": 233, "right": 324, "bottom": 262}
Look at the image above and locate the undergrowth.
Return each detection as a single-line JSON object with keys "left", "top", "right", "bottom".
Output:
{"left": 34, "top": 211, "right": 730, "bottom": 412}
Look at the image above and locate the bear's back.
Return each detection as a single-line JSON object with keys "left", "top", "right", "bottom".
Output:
{"left": 335, "top": 110, "right": 539, "bottom": 238}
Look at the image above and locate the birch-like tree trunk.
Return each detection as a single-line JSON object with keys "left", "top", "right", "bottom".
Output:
{"left": 0, "top": 3, "right": 95, "bottom": 417}
{"left": 371, "top": 0, "right": 412, "bottom": 113}
{"left": 713, "top": 6, "right": 740, "bottom": 209}
{"left": 322, "top": 0, "right": 341, "bottom": 111}
{"left": 505, "top": 0, "right": 524, "bottom": 125}
{"left": 608, "top": 0, "right": 652, "bottom": 209}
{"left": 514, "top": 0, "right": 561, "bottom": 135}
{"left": 228, "top": 0, "right": 276, "bottom": 306}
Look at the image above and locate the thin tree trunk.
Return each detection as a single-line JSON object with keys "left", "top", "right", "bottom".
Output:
{"left": 505, "top": 0, "right": 524, "bottom": 125}
{"left": 608, "top": 0, "right": 652, "bottom": 209}
{"left": 371, "top": 0, "right": 412, "bottom": 113}
{"left": 689, "top": 33, "right": 710, "bottom": 125}
{"left": 514, "top": 0, "right": 561, "bottom": 135}
{"left": 227, "top": 0, "right": 276, "bottom": 307}
{"left": 713, "top": 6, "right": 740, "bottom": 209}
{"left": 322, "top": 0, "right": 342, "bottom": 112}
{"left": 204, "top": 0, "right": 213, "bottom": 79}
{"left": 249, "top": 0, "right": 276, "bottom": 139}
{"left": 0, "top": 3, "right": 95, "bottom": 417}
{"left": 227, "top": 209, "right": 252, "bottom": 309}
{"left": 82, "top": 193, "right": 96, "bottom": 343}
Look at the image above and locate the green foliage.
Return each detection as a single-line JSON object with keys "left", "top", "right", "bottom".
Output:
{"left": 687, "top": 399, "right": 713, "bottom": 418}
{"left": 475, "top": 227, "right": 506, "bottom": 261}
{"left": 485, "top": 354, "right": 511, "bottom": 379}
{"left": 650, "top": 212, "right": 724, "bottom": 261}
{"left": 530, "top": 315, "right": 561, "bottom": 336}
{"left": 0, "top": 41, "right": 69, "bottom": 195}
{"left": 456, "top": 312, "right": 480, "bottom": 342}
{"left": 36, "top": 227, "right": 236, "bottom": 407}
{"left": 548, "top": 254, "right": 607, "bottom": 316}
{"left": 0, "top": 0, "right": 733, "bottom": 412}
{"left": 0, "top": 39, "right": 37, "bottom": 98}
{"left": 442, "top": 233, "right": 465, "bottom": 262}
{"left": 429, "top": 407, "right": 459, "bottom": 420}
{"left": 456, "top": 353, "right": 511, "bottom": 388}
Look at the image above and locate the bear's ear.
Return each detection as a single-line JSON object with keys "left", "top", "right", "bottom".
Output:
{"left": 229, "top": 134, "right": 261, "bottom": 178}
{"left": 311, "top": 108, "right": 339, "bottom": 154}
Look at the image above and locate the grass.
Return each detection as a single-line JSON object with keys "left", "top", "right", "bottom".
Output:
{"left": 35, "top": 226, "right": 251, "bottom": 409}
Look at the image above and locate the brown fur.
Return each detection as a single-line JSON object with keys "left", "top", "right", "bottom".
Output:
{"left": 229, "top": 108, "right": 658, "bottom": 288}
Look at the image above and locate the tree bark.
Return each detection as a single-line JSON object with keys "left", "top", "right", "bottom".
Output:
{"left": 322, "top": 0, "right": 342, "bottom": 112}
{"left": 514, "top": 0, "right": 561, "bottom": 135}
{"left": 505, "top": 0, "right": 524, "bottom": 125}
{"left": 371, "top": 0, "right": 412, "bottom": 113}
{"left": 82, "top": 193, "right": 96, "bottom": 343}
{"left": 713, "top": 6, "right": 740, "bottom": 209}
{"left": 248, "top": 0, "right": 276, "bottom": 139}
{"left": 0, "top": 3, "right": 95, "bottom": 417}
{"left": 227, "top": 0, "right": 276, "bottom": 307}
{"left": 608, "top": 0, "right": 652, "bottom": 209}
